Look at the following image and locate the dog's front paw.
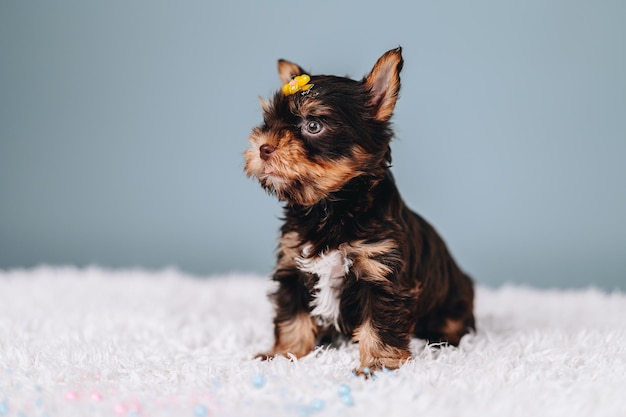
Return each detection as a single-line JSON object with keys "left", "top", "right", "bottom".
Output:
{"left": 354, "top": 351, "right": 412, "bottom": 377}
{"left": 352, "top": 361, "right": 404, "bottom": 378}
{"left": 254, "top": 351, "right": 299, "bottom": 361}
{"left": 255, "top": 352, "right": 275, "bottom": 361}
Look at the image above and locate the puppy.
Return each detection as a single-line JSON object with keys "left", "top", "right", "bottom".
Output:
{"left": 244, "top": 47, "right": 475, "bottom": 373}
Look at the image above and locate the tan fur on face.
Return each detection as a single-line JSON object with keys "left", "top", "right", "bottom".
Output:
{"left": 273, "top": 312, "right": 318, "bottom": 358}
{"left": 353, "top": 320, "right": 411, "bottom": 370}
{"left": 243, "top": 126, "right": 270, "bottom": 176}
{"left": 244, "top": 127, "right": 371, "bottom": 206}
{"left": 286, "top": 150, "right": 368, "bottom": 206}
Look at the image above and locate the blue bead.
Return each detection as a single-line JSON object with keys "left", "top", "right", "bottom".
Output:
{"left": 310, "top": 398, "right": 324, "bottom": 411}
{"left": 194, "top": 404, "right": 208, "bottom": 417}
{"left": 337, "top": 384, "right": 351, "bottom": 396}
{"left": 340, "top": 394, "right": 354, "bottom": 407}
{"left": 252, "top": 374, "right": 266, "bottom": 388}
{"left": 0, "top": 401, "right": 8, "bottom": 417}
{"left": 362, "top": 366, "right": 371, "bottom": 374}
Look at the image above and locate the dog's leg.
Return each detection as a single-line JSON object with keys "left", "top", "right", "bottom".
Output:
{"left": 258, "top": 231, "right": 318, "bottom": 360}
{"left": 270, "top": 311, "right": 317, "bottom": 359}
{"left": 353, "top": 325, "right": 412, "bottom": 373}
{"left": 341, "top": 240, "right": 415, "bottom": 373}
{"left": 267, "top": 272, "right": 318, "bottom": 359}
{"left": 414, "top": 280, "right": 476, "bottom": 346}
{"left": 257, "top": 273, "right": 317, "bottom": 360}
{"left": 351, "top": 287, "right": 414, "bottom": 373}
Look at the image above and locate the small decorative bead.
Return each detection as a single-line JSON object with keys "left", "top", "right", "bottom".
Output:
{"left": 0, "top": 401, "right": 8, "bottom": 416}
{"left": 340, "top": 394, "right": 354, "bottom": 407}
{"left": 297, "top": 405, "right": 310, "bottom": 416}
{"left": 337, "top": 383, "right": 354, "bottom": 406}
{"left": 337, "top": 384, "right": 351, "bottom": 396}
{"left": 114, "top": 404, "right": 127, "bottom": 415}
{"left": 310, "top": 398, "right": 324, "bottom": 411}
{"left": 64, "top": 391, "right": 79, "bottom": 401}
{"left": 252, "top": 374, "right": 266, "bottom": 388}
{"left": 193, "top": 404, "right": 208, "bottom": 417}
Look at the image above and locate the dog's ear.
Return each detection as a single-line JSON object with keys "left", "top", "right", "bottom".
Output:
{"left": 277, "top": 59, "right": 306, "bottom": 85}
{"left": 365, "top": 47, "right": 404, "bottom": 122}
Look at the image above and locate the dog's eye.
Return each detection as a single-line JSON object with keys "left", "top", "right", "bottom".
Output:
{"left": 304, "top": 120, "right": 323, "bottom": 135}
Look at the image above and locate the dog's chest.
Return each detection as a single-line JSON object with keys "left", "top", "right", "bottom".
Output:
{"left": 296, "top": 246, "right": 352, "bottom": 331}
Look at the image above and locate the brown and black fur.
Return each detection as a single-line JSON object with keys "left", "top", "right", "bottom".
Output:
{"left": 244, "top": 47, "right": 475, "bottom": 373}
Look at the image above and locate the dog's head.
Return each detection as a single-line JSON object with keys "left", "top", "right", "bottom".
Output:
{"left": 244, "top": 47, "right": 403, "bottom": 206}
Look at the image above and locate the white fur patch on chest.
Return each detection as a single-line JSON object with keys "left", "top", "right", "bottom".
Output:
{"left": 296, "top": 246, "right": 352, "bottom": 331}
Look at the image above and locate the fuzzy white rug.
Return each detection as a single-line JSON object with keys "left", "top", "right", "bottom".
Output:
{"left": 1, "top": 267, "right": 625, "bottom": 417}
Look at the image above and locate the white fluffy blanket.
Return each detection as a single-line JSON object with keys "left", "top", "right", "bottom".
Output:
{"left": 1, "top": 267, "right": 625, "bottom": 417}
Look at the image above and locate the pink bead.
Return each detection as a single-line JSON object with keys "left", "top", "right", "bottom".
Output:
{"left": 65, "top": 391, "right": 79, "bottom": 401}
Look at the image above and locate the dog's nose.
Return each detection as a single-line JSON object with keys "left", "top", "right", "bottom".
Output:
{"left": 260, "top": 144, "right": 275, "bottom": 161}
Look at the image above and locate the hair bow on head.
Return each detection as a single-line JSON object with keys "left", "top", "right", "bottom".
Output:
{"left": 282, "top": 74, "right": 313, "bottom": 96}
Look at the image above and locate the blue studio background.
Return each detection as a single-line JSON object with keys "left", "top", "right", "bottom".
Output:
{"left": 1, "top": 1, "right": 625, "bottom": 290}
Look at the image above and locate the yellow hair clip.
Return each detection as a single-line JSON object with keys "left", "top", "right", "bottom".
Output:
{"left": 282, "top": 74, "right": 313, "bottom": 96}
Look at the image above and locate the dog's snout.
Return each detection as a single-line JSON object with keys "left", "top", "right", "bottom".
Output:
{"left": 260, "top": 144, "right": 275, "bottom": 161}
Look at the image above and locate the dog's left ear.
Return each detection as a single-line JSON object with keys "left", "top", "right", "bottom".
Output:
{"left": 365, "top": 47, "right": 404, "bottom": 122}
{"left": 277, "top": 59, "right": 306, "bottom": 85}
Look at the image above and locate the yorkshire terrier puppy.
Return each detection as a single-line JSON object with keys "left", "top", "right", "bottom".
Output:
{"left": 244, "top": 47, "right": 475, "bottom": 373}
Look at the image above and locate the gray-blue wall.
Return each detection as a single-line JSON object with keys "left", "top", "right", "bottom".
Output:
{"left": 1, "top": 1, "right": 625, "bottom": 290}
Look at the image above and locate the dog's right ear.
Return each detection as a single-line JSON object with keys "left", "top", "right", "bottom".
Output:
{"left": 277, "top": 59, "right": 306, "bottom": 85}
